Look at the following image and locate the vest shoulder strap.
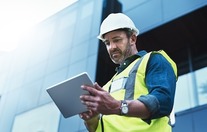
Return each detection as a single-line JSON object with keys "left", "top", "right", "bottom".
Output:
{"left": 124, "top": 51, "right": 149, "bottom": 100}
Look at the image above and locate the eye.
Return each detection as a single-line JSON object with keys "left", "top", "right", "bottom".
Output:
{"left": 104, "top": 41, "right": 110, "bottom": 46}
{"left": 113, "top": 38, "right": 122, "bottom": 43}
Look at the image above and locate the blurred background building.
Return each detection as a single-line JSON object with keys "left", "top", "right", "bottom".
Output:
{"left": 0, "top": 0, "right": 206, "bottom": 132}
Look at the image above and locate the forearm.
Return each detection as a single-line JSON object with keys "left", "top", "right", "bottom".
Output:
{"left": 84, "top": 115, "right": 99, "bottom": 132}
{"left": 110, "top": 100, "right": 150, "bottom": 119}
{"left": 125, "top": 100, "right": 150, "bottom": 119}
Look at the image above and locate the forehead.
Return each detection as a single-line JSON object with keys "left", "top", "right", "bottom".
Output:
{"left": 103, "top": 30, "right": 126, "bottom": 40}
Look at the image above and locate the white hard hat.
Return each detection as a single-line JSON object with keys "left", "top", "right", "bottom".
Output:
{"left": 97, "top": 13, "right": 139, "bottom": 41}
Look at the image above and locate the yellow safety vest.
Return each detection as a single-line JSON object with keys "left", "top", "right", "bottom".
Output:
{"left": 96, "top": 50, "right": 177, "bottom": 132}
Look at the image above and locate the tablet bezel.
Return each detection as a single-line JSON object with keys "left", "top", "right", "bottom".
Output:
{"left": 46, "top": 72, "right": 93, "bottom": 118}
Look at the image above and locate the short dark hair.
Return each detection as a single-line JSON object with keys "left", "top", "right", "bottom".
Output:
{"left": 118, "top": 28, "right": 135, "bottom": 38}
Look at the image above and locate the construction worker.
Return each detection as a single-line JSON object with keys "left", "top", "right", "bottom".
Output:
{"left": 79, "top": 13, "right": 177, "bottom": 132}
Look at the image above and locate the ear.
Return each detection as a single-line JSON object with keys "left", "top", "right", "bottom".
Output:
{"left": 130, "top": 34, "right": 137, "bottom": 46}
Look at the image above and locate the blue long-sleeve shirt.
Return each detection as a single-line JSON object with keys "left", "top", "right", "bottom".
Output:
{"left": 116, "top": 50, "right": 177, "bottom": 121}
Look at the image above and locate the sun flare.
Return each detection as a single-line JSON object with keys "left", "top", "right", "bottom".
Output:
{"left": 0, "top": 0, "right": 78, "bottom": 52}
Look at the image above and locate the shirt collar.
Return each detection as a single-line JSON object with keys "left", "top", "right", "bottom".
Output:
{"left": 115, "top": 50, "right": 147, "bottom": 73}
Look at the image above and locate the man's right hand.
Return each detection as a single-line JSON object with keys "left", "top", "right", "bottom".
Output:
{"left": 79, "top": 110, "right": 99, "bottom": 121}
{"left": 79, "top": 110, "right": 100, "bottom": 132}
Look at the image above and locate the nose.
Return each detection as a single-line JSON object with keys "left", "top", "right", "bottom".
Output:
{"left": 108, "top": 42, "right": 117, "bottom": 50}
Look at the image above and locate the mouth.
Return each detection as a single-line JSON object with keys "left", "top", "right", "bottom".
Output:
{"left": 111, "top": 52, "right": 120, "bottom": 58}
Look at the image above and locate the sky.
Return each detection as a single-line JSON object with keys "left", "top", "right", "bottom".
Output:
{"left": 0, "top": 0, "right": 78, "bottom": 52}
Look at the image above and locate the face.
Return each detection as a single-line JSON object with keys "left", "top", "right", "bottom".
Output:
{"left": 103, "top": 30, "right": 135, "bottom": 64}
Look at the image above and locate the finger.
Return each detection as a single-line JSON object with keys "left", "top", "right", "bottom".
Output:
{"left": 81, "top": 85, "right": 99, "bottom": 95}
{"left": 80, "top": 94, "right": 95, "bottom": 102}
{"left": 85, "top": 101, "right": 96, "bottom": 108}
{"left": 79, "top": 111, "right": 91, "bottom": 120}
{"left": 88, "top": 106, "right": 97, "bottom": 112}
{"left": 79, "top": 112, "right": 87, "bottom": 120}
{"left": 79, "top": 114, "right": 83, "bottom": 119}
{"left": 81, "top": 101, "right": 97, "bottom": 111}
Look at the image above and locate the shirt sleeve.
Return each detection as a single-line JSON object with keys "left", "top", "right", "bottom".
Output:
{"left": 138, "top": 53, "right": 177, "bottom": 120}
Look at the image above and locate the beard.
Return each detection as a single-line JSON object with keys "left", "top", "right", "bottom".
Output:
{"left": 109, "top": 43, "right": 132, "bottom": 64}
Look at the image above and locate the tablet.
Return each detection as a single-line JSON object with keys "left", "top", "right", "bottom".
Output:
{"left": 46, "top": 72, "right": 93, "bottom": 118}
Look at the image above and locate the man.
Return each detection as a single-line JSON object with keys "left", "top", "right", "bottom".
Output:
{"left": 79, "top": 13, "right": 177, "bottom": 132}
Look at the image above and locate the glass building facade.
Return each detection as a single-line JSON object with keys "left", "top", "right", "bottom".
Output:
{"left": 0, "top": 0, "right": 206, "bottom": 131}
{"left": 0, "top": 0, "right": 103, "bottom": 131}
